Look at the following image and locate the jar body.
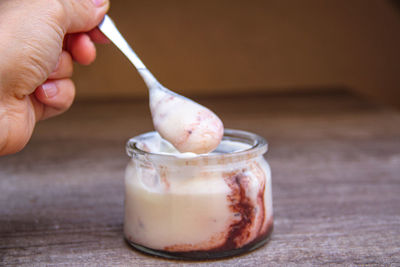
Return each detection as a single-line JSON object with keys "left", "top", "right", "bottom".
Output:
{"left": 124, "top": 130, "right": 273, "bottom": 259}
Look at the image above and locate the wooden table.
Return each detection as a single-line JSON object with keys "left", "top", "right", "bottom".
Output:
{"left": 1, "top": 91, "right": 399, "bottom": 266}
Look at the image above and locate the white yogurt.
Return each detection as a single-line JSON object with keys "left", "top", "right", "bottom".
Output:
{"left": 124, "top": 130, "right": 273, "bottom": 257}
{"left": 149, "top": 86, "right": 224, "bottom": 154}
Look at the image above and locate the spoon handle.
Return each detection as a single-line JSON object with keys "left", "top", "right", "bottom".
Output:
{"left": 98, "top": 15, "right": 159, "bottom": 87}
{"left": 99, "top": 15, "right": 146, "bottom": 69}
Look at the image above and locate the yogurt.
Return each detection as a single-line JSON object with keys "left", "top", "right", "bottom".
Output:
{"left": 149, "top": 87, "right": 224, "bottom": 154}
{"left": 124, "top": 130, "right": 273, "bottom": 259}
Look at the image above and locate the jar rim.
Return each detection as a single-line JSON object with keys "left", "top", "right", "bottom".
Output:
{"left": 126, "top": 129, "right": 268, "bottom": 164}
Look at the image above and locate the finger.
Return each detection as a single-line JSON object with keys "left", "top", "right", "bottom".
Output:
{"left": 48, "top": 51, "right": 73, "bottom": 79}
{"left": 34, "top": 79, "right": 76, "bottom": 121}
{"left": 88, "top": 27, "right": 110, "bottom": 44}
{"left": 59, "top": 0, "right": 110, "bottom": 33}
{"left": 66, "top": 33, "right": 96, "bottom": 65}
{"left": 0, "top": 95, "right": 36, "bottom": 156}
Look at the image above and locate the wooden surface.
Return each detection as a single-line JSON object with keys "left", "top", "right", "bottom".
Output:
{"left": 1, "top": 91, "right": 400, "bottom": 266}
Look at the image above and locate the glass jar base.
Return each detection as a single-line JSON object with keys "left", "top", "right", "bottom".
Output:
{"left": 125, "top": 227, "right": 273, "bottom": 260}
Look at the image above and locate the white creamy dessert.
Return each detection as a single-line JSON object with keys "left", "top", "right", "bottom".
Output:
{"left": 149, "top": 87, "right": 224, "bottom": 154}
{"left": 124, "top": 130, "right": 273, "bottom": 258}
{"left": 100, "top": 15, "right": 271, "bottom": 258}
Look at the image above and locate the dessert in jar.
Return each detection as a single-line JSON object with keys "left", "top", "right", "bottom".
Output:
{"left": 124, "top": 129, "right": 273, "bottom": 259}
{"left": 99, "top": 14, "right": 273, "bottom": 260}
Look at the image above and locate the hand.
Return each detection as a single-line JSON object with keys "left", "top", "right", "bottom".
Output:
{"left": 0, "top": 0, "right": 109, "bottom": 156}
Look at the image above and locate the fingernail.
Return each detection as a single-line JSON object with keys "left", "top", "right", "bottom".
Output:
{"left": 42, "top": 82, "right": 58, "bottom": 98}
{"left": 93, "top": 0, "right": 106, "bottom": 7}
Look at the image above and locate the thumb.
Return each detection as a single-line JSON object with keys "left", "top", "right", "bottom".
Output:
{"left": 59, "top": 0, "right": 109, "bottom": 33}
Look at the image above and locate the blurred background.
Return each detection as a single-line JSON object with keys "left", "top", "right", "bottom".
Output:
{"left": 75, "top": 0, "right": 400, "bottom": 108}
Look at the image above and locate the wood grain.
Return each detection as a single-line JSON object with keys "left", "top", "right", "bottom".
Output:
{"left": 1, "top": 91, "right": 399, "bottom": 266}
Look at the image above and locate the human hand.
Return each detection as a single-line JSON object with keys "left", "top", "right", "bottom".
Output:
{"left": 0, "top": 0, "right": 109, "bottom": 156}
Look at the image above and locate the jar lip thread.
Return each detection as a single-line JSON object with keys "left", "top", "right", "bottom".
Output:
{"left": 126, "top": 129, "right": 268, "bottom": 163}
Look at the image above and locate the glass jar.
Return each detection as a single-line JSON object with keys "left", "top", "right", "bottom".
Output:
{"left": 124, "top": 129, "right": 273, "bottom": 260}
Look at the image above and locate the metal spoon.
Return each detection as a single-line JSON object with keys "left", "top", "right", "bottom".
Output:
{"left": 98, "top": 15, "right": 223, "bottom": 154}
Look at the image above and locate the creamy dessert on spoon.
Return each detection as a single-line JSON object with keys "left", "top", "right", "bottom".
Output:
{"left": 99, "top": 15, "right": 223, "bottom": 154}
